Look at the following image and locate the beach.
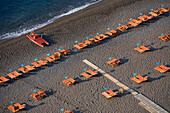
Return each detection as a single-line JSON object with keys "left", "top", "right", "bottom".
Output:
{"left": 0, "top": 0, "right": 170, "bottom": 112}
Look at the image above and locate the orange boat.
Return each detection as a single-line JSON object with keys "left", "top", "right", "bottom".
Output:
{"left": 26, "top": 32, "right": 49, "bottom": 47}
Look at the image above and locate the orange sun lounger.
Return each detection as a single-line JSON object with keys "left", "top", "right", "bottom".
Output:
{"left": 84, "top": 40, "right": 92, "bottom": 45}
{"left": 128, "top": 21, "right": 139, "bottom": 27}
{"left": 95, "top": 34, "right": 108, "bottom": 41}
{"left": 37, "top": 60, "right": 48, "bottom": 66}
{"left": 0, "top": 76, "right": 10, "bottom": 85}
{"left": 106, "top": 30, "right": 120, "bottom": 37}
{"left": 63, "top": 78, "right": 78, "bottom": 86}
{"left": 155, "top": 65, "right": 170, "bottom": 73}
{"left": 160, "top": 7, "right": 170, "bottom": 13}
{"left": 64, "top": 111, "right": 74, "bottom": 113}
{"left": 74, "top": 43, "right": 88, "bottom": 50}
{"left": 31, "top": 91, "right": 46, "bottom": 100}
{"left": 131, "top": 19, "right": 142, "bottom": 24}
{"left": 138, "top": 15, "right": 151, "bottom": 21}
{"left": 117, "top": 25, "right": 129, "bottom": 31}
{"left": 45, "top": 55, "right": 60, "bottom": 62}
{"left": 8, "top": 103, "right": 26, "bottom": 112}
{"left": 107, "top": 59, "right": 121, "bottom": 67}
{"left": 131, "top": 75, "right": 148, "bottom": 83}
{"left": 81, "top": 70, "right": 98, "bottom": 79}
{"left": 59, "top": 49, "right": 70, "bottom": 56}
{"left": 149, "top": 12, "right": 159, "bottom": 17}
{"left": 158, "top": 34, "right": 170, "bottom": 41}
{"left": 135, "top": 46, "right": 151, "bottom": 53}
{"left": 87, "top": 70, "right": 98, "bottom": 76}
{"left": 102, "top": 90, "right": 118, "bottom": 99}
{"left": 81, "top": 72, "right": 93, "bottom": 79}
{"left": 8, "top": 71, "right": 22, "bottom": 79}
{"left": 19, "top": 65, "right": 35, "bottom": 73}
{"left": 89, "top": 38, "right": 100, "bottom": 44}
{"left": 32, "top": 62, "right": 42, "bottom": 67}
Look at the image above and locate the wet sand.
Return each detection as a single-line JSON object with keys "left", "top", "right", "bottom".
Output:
{"left": 0, "top": 0, "right": 170, "bottom": 112}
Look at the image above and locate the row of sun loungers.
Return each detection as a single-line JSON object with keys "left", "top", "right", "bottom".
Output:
{"left": 74, "top": 7, "right": 169, "bottom": 50}
{"left": 0, "top": 49, "right": 70, "bottom": 85}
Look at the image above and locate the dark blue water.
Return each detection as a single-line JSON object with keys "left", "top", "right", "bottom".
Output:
{"left": 0, "top": 0, "right": 102, "bottom": 40}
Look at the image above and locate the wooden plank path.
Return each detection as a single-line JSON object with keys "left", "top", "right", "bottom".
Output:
{"left": 83, "top": 59, "right": 168, "bottom": 113}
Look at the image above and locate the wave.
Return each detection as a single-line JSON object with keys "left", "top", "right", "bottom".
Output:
{"left": 0, "top": 0, "right": 102, "bottom": 40}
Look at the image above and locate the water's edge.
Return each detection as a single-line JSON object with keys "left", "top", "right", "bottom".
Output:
{"left": 0, "top": 0, "right": 102, "bottom": 41}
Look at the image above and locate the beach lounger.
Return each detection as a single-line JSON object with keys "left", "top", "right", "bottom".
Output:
{"left": 37, "top": 60, "right": 48, "bottom": 66}
{"left": 128, "top": 21, "right": 138, "bottom": 27}
{"left": 149, "top": 12, "right": 159, "bottom": 17}
{"left": 8, "top": 103, "right": 26, "bottom": 112}
{"left": 19, "top": 65, "right": 35, "bottom": 73}
{"left": 105, "top": 31, "right": 116, "bottom": 37}
{"left": 31, "top": 91, "right": 46, "bottom": 100}
{"left": 8, "top": 71, "right": 22, "bottom": 79}
{"left": 63, "top": 78, "right": 78, "bottom": 86}
{"left": 99, "top": 34, "right": 109, "bottom": 39}
{"left": 54, "top": 52, "right": 61, "bottom": 57}
{"left": 64, "top": 111, "right": 74, "bottom": 113}
{"left": 102, "top": 90, "right": 118, "bottom": 99}
{"left": 63, "top": 49, "right": 70, "bottom": 55}
{"left": 45, "top": 55, "right": 59, "bottom": 62}
{"left": 135, "top": 46, "right": 151, "bottom": 53}
{"left": 87, "top": 70, "right": 98, "bottom": 76}
{"left": 89, "top": 38, "right": 100, "bottom": 44}
{"left": 155, "top": 65, "right": 170, "bottom": 73}
{"left": 131, "top": 75, "right": 148, "bottom": 83}
{"left": 81, "top": 72, "right": 93, "bottom": 79}
{"left": 138, "top": 15, "right": 150, "bottom": 21}
{"left": 0, "top": 76, "right": 10, "bottom": 85}
{"left": 74, "top": 43, "right": 88, "bottom": 50}
{"left": 59, "top": 49, "right": 70, "bottom": 56}
{"left": 160, "top": 7, "right": 169, "bottom": 12}
{"left": 32, "top": 62, "right": 42, "bottom": 67}
{"left": 95, "top": 35, "right": 105, "bottom": 41}
{"left": 107, "top": 59, "right": 121, "bottom": 67}
{"left": 158, "top": 34, "right": 170, "bottom": 41}
{"left": 84, "top": 40, "right": 92, "bottom": 45}
{"left": 110, "top": 30, "right": 120, "bottom": 35}
{"left": 117, "top": 25, "right": 129, "bottom": 32}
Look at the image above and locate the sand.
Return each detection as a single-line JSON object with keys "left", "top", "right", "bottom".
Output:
{"left": 0, "top": 0, "right": 170, "bottom": 112}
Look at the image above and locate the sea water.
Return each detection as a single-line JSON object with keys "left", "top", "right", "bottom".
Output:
{"left": 0, "top": 0, "right": 102, "bottom": 40}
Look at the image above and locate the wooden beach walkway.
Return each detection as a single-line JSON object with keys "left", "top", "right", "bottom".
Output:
{"left": 83, "top": 59, "right": 168, "bottom": 113}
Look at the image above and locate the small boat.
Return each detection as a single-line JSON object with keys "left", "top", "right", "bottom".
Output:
{"left": 26, "top": 32, "right": 49, "bottom": 47}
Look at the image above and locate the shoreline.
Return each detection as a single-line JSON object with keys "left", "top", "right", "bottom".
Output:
{"left": 0, "top": 0, "right": 103, "bottom": 41}
{"left": 0, "top": 0, "right": 170, "bottom": 112}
